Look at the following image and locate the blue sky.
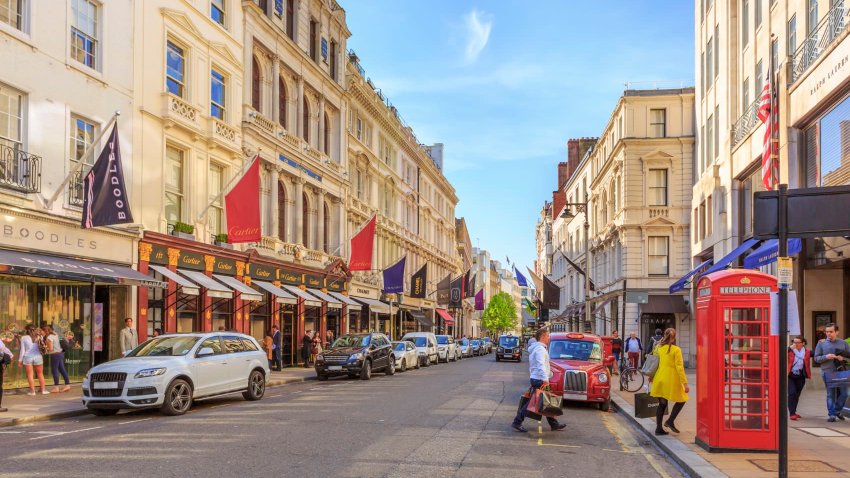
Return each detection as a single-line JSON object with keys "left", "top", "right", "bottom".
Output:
{"left": 344, "top": 1, "right": 695, "bottom": 274}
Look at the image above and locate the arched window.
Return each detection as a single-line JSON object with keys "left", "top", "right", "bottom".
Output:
{"left": 278, "top": 78, "right": 287, "bottom": 128}
{"left": 302, "top": 97, "right": 310, "bottom": 143}
{"left": 252, "top": 56, "right": 261, "bottom": 111}
{"left": 302, "top": 191, "right": 309, "bottom": 246}
{"left": 323, "top": 112, "right": 331, "bottom": 155}
{"left": 323, "top": 203, "right": 330, "bottom": 253}
{"left": 277, "top": 182, "right": 287, "bottom": 240}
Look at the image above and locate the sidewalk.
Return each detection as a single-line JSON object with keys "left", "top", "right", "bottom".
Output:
{"left": 0, "top": 367, "right": 315, "bottom": 428}
{"left": 611, "top": 371, "right": 850, "bottom": 477}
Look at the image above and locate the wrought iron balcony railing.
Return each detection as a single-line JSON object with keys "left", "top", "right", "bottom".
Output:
{"left": 68, "top": 169, "right": 86, "bottom": 206}
{"left": 731, "top": 97, "right": 761, "bottom": 147}
{"left": 0, "top": 143, "right": 41, "bottom": 194}
{"left": 792, "top": 1, "right": 850, "bottom": 84}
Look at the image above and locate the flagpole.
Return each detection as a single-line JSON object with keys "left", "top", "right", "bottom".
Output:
{"left": 196, "top": 154, "right": 258, "bottom": 223}
{"left": 41, "top": 111, "right": 120, "bottom": 210}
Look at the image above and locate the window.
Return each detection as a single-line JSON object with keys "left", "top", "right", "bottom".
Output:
{"left": 808, "top": 0, "right": 818, "bottom": 35}
{"left": 649, "top": 109, "right": 666, "bottom": 137}
{"left": 276, "top": 182, "right": 286, "bottom": 239}
{"left": 197, "top": 337, "right": 223, "bottom": 355}
{"left": 648, "top": 237, "right": 669, "bottom": 276}
{"left": 251, "top": 56, "right": 261, "bottom": 111}
{"left": 222, "top": 336, "right": 245, "bottom": 353}
{"left": 166, "top": 41, "right": 185, "bottom": 97}
{"left": 302, "top": 97, "right": 309, "bottom": 142}
{"left": 714, "top": 25, "right": 719, "bottom": 79}
{"left": 788, "top": 15, "right": 797, "bottom": 54}
{"left": 706, "top": 37, "right": 714, "bottom": 89}
{"left": 742, "top": 0, "right": 749, "bottom": 47}
{"left": 209, "top": 163, "right": 224, "bottom": 235}
{"left": 329, "top": 40, "right": 338, "bottom": 81}
{"left": 71, "top": 0, "right": 98, "bottom": 69}
{"left": 756, "top": 60, "right": 763, "bottom": 94}
{"left": 0, "top": 0, "right": 25, "bottom": 31}
{"left": 743, "top": 78, "right": 750, "bottom": 113}
{"left": 700, "top": 51, "right": 705, "bottom": 95}
{"left": 278, "top": 78, "right": 287, "bottom": 128}
{"left": 211, "top": 0, "right": 225, "bottom": 26}
{"left": 69, "top": 116, "right": 96, "bottom": 203}
{"left": 648, "top": 169, "right": 668, "bottom": 206}
{"left": 309, "top": 18, "right": 318, "bottom": 62}
{"left": 355, "top": 115, "right": 362, "bottom": 141}
{"left": 355, "top": 169, "right": 362, "bottom": 199}
{"left": 286, "top": 0, "right": 295, "bottom": 41}
{"left": 0, "top": 84, "right": 22, "bottom": 153}
{"left": 323, "top": 112, "right": 330, "bottom": 155}
{"left": 771, "top": 39, "right": 779, "bottom": 75}
{"left": 699, "top": 202, "right": 706, "bottom": 240}
{"left": 210, "top": 69, "right": 226, "bottom": 120}
{"left": 714, "top": 105, "right": 720, "bottom": 160}
{"left": 706, "top": 113, "right": 714, "bottom": 167}
{"left": 165, "top": 145, "right": 184, "bottom": 224}
{"left": 706, "top": 195, "right": 713, "bottom": 236}
{"left": 755, "top": 0, "right": 763, "bottom": 27}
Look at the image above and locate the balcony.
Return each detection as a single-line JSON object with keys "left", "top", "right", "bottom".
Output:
{"left": 162, "top": 93, "right": 200, "bottom": 130}
{"left": 245, "top": 108, "right": 277, "bottom": 139}
{"left": 792, "top": 2, "right": 850, "bottom": 84}
{"left": 208, "top": 118, "right": 240, "bottom": 153}
{"left": 731, "top": 97, "right": 761, "bottom": 148}
{"left": 258, "top": 235, "right": 341, "bottom": 267}
{"left": 0, "top": 143, "right": 41, "bottom": 194}
{"left": 68, "top": 169, "right": 85, "bottom": 206}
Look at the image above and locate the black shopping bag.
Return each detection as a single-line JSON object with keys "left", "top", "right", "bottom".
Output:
{"left": 824, "top": 370, "right": 850, "bottom": 389}
{"left": 634, "top": 393, "right": 667, "bottom": 419}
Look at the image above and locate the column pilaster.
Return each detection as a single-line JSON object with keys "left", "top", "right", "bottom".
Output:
{"left": 317, "top": 190, "right": 326, "bottom": 252}
{"left": 270, "top": 167, "right": 280, "bottom": 238}
{"left": 271, "top": 56, "right": 281, "bottom": 124}
{"left": 297, "top": 76, "right": 305, "bottom": 138}
{"left": 294, "top": 177, "right": 304, "bottom": 245}
{"left": 318, "top": 97, "right": 326, "bottom": 153}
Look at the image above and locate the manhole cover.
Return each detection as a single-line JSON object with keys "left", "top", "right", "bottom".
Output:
{"left": 749, "top": 460, "right": 843, "bottom": 472}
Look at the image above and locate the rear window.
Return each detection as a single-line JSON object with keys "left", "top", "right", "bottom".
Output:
{"left": 436, "top": 336, "right": 448, "bottom": 345}
{"left": 500, "top": 336, "right": 519, "bottom": 348}
{"left": 222, "top": 336, "right": 246, "bottom": 353}
{"left": 241, "top": 338, "right": 259, "bottom": 352}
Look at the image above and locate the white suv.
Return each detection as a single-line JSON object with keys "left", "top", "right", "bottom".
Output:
{"left": 82, "top": 333, "right": 270, "bottom": 416}
{"left": 435, "top": 335, "right": 460, "bottom": 362}
{"left": 401, "top": 332, "right": 439, "bottom": 367}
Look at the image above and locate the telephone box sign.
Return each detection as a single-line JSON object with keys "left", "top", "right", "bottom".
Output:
{"left": 719, "top": 286, "right": 772, "bottom": 294}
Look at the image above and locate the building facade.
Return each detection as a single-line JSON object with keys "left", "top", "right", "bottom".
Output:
{"left": 535, "top": 201, "right": 552, "bottom": 277}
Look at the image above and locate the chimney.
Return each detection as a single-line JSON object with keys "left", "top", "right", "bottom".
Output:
{"left": 557, "top": 162, "right": 569, "bottom": 190}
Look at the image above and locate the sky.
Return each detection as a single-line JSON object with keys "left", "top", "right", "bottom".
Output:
{"left": 343, "top": 1, "right": 695, "bottom": 274}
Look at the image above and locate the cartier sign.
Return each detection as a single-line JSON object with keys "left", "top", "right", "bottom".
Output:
{"left": 279, "top": 269, "right": 302, "bottom": 285}
{"left": 305, "top": 274, "right": 324, "bottom": 288}
{"left": 250, "top": 265, "right": 276, "bottom": 281}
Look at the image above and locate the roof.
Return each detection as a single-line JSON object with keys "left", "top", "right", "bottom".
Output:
{"left": 549, "top": 332, "right": 603, "bottom": 341}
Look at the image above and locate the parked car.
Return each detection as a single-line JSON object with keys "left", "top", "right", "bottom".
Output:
{"left": 458, "top": 338, "right": 472, "bottom": 358}
{"left": 496, "top": 334, "right": 522, "bottom": 362}
{"left": 401, "top": 332, "right": 439, "bottom": 367}
{"left": 470, "top": 339, "right": 482, "bottom": 356}
{"left": 547, "top": 332, "right": 616, "bottom": 411}
{"left": 481, "top": 337, "right": 492, "bottom": 354}
{"left": 315, "top": 333, "right": 395, "bottom": 380}
{"left": 435, "top": 335, "right": 460, "bottom": 362}
{"left": 392, "top": 340, "right": 419, "bottom": 372}
{"left": 82, "top": 333, "right": 269, "bottom": 416}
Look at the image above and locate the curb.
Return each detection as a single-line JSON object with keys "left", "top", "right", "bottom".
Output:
{"left": 609, "top": 393, "right": 728, "bottom": 478}
{"left": 0, "top": 374, "right": 316, "bottom": 429}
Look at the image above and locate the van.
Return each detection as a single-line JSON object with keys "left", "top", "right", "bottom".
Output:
{"left": 401, "top": 332, "right": 439, "bottom": 367}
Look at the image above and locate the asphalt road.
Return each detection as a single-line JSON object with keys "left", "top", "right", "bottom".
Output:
{"left": 0, "top": 353, "right": 683, "bottom": 478}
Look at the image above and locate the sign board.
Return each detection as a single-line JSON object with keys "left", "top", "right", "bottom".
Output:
{"left": 625, "top": 291, "right": 649, "bottom": 304}
{"left": 777, "top": 257, "right": 793, "bottom": 287}
{"left": 754, "top": 185, "right": 850, "bottom": 239}
{"left": 770, "top": 290, "right": 801, "bottom": 336}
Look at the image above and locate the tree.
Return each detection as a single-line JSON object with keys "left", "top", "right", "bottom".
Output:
{"left": 481, "top": 292, "right": 518, "bottom": 334}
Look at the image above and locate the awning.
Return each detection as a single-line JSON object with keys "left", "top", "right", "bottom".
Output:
{"left": 435, "top": 308, "right": 455, "bottom": 325}
{"left": 352, "top": 296, "right": 390, "bottom": 314}
{"left": 149, "top": 265, "right": 199, "bottom": 295}
{"left": 639, "top": 295, "right": 689, "bottom": 315}
{"left": 213, "top": 274, "right": 263, "bottom": 302}
{"left": 409, "top": 310, "right": 432, "bottom": 327}
{"left": 700, "top": 238, "right": 761, "bottom": 276}
{"left": 668, "top": 259, "right": 713, "bottom": 294}
{"left": 305, "top": 288, "right": 342, "bottom": 309}
{"left": 328, "top": 291, "right": 362, "bottom": 311}
{"left": 593, "top": 297, "right": 614, "bottom": 316}
{"left": 743, "top": 238, "right": 803, "bottom": 269}
{"left": 282, "top": 284, "right": 322, "bottom": 307}
{"left": 179, "top": 270, "right": 232, "bottom": 299}
{"left": 253, "top": 280, "right": 297, "bottom": 305}
{"left": 0, "top": 249, "right": 167, "bottom": 288}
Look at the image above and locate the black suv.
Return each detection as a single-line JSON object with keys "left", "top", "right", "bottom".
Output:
{"left": 315, "top": 333, "right": 395, "bottom": 380}
{"left": 495, "top": 334, "right": 522, "bottom": 362}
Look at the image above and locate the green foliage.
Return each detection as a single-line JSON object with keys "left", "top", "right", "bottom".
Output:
{"left": 214, "top": 233, "right": 229, "bottom": 243}
{"left": 173, "top": 221, "right": 194, "bottom": 234}
{"left": 481, "top": 292, "right": 518, "bottom": 334}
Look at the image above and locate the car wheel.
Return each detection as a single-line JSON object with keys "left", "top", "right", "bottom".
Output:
{"left": 599, "top": 400, "right": 611, "bottom": 412}
{"left": 242, "top": 370, "right": 266, "bottom": 401}
{"left": 90, "top": 408, "right": 119, "bottom": 417}
{"left": 316, "top": 374, "right": 329, "bottom": 381}
{"left": 424, "top": 356, "right": 431, "bottom": 367}
{"left": 400, "top": 359, "right": 407, "bottom": 372}
{"left": 161, "top": 379, "right": 193, "bottom": 416}
{"left": 415, "top": 359, "right": 420, "bottom": 369}
{"left": 496, "top": 356, "right": 501, "bottom": 362}
{"left": 360, "top": 360, "right": 372, "bottom": 380}
{"left": 386, "top": 357, "right": 396, "bottom": 375}
{"left": 347, "top": 373, "right": 358, "bottom": 379}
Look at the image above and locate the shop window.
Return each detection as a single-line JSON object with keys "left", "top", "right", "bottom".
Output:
{"left": 70, "top": 0, "right": 98, "bottom": 70}
{"left": 804, "top": 92, "right": 850, "bottom": 187}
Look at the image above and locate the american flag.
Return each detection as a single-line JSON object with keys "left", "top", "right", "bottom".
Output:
{"left": 757, "top": 65, "right": 779, "bottom": 190}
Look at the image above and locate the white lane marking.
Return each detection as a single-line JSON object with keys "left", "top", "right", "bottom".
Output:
{"left": 266, "top": 394, "right": 282, "bottom": 398}
{"left": 118, "top": 418, "right": 152, "bottom": 425}
{"left": 0, "top": 431, "right": 23, "bottom": 434}
{"left": 209, "top": 403, "right": 230, "bottom": 409}
{"left": 29, "top": 426, "right": 102, "bottom": 441}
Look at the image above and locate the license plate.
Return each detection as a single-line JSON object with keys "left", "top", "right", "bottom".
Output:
{"left": 93, "top": 382, "right": 118, "bottom": 389}
{"left": 563, "top": 393, "right": 588, "bottom": 401}
{"left": 328, "top": 366, "right": 342, "bottom": 371}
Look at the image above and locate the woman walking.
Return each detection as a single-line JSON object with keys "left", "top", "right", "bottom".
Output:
{"left": 44, "top": 326, "right": 70, "bottom": 393}
{"left": 263, "top": 331, "right": 274, "bottom": 369}
{"left": 0, "top": 337, "right": 13, "bottom": 411}
{"left": 19, "top": 324, "right": 49, "bottom": 396}
{"left": 788, "top": 336, "right": 812, "bottom": 420}
{"left": 649, "top": 328, "right": 689, "bottom": 435}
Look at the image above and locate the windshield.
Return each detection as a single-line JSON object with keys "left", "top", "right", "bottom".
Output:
{"left": 127, "top": 336, "right": 201, "bottom": 357}
{"left": 460, "top": 339, "right": 469, "bottom": 346}
{"left": 500, "top": 336, "right": 519, "bottom": 348}
{"left": 332, "top": 335, "right": 371, "bottom": 348}
{"left": 436, "top": 336, "right": 448, "bottom": 345}
{"left": 394, "top": 342, "right": 407, "bottom": 352}
{"left": 411, "top": 337, "right": 427, "bottom": 347}
{"left": 471, "top": 340, "right": 480, "bottom": 346}
{"left": 548, "top": 339, "right": 602, "bottom": 361}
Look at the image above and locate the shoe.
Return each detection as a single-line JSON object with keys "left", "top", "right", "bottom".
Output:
{"left": 26, "top": 392, "right": 36, "bottom": 396}
{"left": 664, "top": 421, "right": 680, "bottom": 434}
{"left": 0, "top": 407, "right": 7, "bottom": 412}
{"left": 41, "top": 391, "right": 50, "bottom": 395}
{"left": 790, "top": 414, "right": 800, "bottom": 421}
{"left": 511, "top": 424, "right": 528, "bottom": 433}
{"left": 828, "top": 416, "right": 837, "bottom": 422}
{"left": 551, "top": 423, "right": 567, "bottom": 431}
{"left": 838, "top": 413, "right": 845, "bottom": 421}
{"left": 655, "top": 429, "right": 669, "bottom": 436}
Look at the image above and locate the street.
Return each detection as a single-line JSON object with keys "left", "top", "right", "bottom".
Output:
{"left": 1, "top": 356, "right": 681, "bottom": 478}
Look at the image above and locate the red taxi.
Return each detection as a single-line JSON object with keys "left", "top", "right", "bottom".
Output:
{"left": 547, "top": 332, "right": 615, "bottom": 411}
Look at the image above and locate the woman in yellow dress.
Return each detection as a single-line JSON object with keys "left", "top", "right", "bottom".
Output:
{"left": 649, "top": 328, "right": 689, "bottom": 435}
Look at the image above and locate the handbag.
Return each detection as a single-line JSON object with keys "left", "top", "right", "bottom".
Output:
{"left": 640, "top": 347, "right": 660, "bottom": 379}
{"left": 824, "top": 370, "right": 850, "bottom": 389}
{"left": 634, "top": 392, "right": 668, "bottom": 419}
{"left": 536, "top": 390, "right": 564, "bottom": 417}
{"left": 524, "top": 388, "right": 544, "bottom": 421}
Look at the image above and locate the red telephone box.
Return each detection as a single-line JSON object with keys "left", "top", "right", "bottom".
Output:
{"left": 695, "top": 270, "right": 778, "bottom": 452}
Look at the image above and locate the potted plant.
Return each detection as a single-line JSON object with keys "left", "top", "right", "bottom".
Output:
{"left": 171, "top": 221, "right": 195, "bottom": 240}
{"left": 214, "top": 233, "right": 233, "bottom": 249}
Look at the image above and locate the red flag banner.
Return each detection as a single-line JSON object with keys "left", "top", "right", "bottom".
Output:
{"left": 757, "top": 67, "right": 779, "bottom": 191}
{"left": 224, "top": 157, "right": 261, "bottom": 244}
{"left": 349, "top": 215, "right": 376, "bottom": 271}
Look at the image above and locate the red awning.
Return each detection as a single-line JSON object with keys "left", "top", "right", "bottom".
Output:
{"left": 436, "top": 308, "right": 455, "bottom": 325}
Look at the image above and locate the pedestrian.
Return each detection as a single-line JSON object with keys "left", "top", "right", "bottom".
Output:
{"left": 326, "top": 329, "right": 335, "bottom": 349}
{"left": 511, "top": 328, "right": 566, "bottom": 433}
{"left": 301, "top": 330, "right": 312, "bottom": 368}
{"left": 814, "top": 323, "right": 850, "bottom": 422}
{"left": 218, "top": 325, "right": 226, "bottom": 331}
{"left": 45, "top": 326, "right": 70, "bottom": 393}
{"left": 152, "top": 328, "right": 162, "bottom": 338}
{"left": 0, "top": 336, "right": 13, "bottom": 412}
{"left": 610, "top": 330, "right": 623, "bottom": 375}
{"left": 19, "top": 324, "right": 49, "bottom": 396}
{"left": 271, "top": 325, "right": 282, "bottom": 371}
{"left": 120, "top": 318, "right": 138, "bottom": 355}
{"left": 788, "top": 336, "right": 812, "bottom": 420}
{"left": 311, "top": 331, "right": 322, "bottom": 363}
{"left": 624, "top": 332, "right": 642, "bottom": 369}
{"left": 645, "top": 328, "right": 663, "bottom": 358}
{"left": 649, "top": 328, "right": 689, "bottom": 436}
{"left": 263, "top": 331, "right": 274, "bottom": 369}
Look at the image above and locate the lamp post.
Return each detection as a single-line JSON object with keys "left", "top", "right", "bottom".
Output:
{"left": 561, "top": 202, "right": 591, "bottom": 333}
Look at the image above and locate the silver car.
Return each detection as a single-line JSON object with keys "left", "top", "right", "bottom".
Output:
{"left": 436, "top": 335, "right": 460, "bottom": 362}
{"left": 392, "top": 341, "right": 419, "bottom": 372}
{"left": 458, "top": 338, "right": 473, "bottom": 358}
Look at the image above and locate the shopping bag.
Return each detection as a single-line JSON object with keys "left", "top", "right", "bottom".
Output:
{"left": 525, "top": 388, "right": 543, "bottom": 421}
{"left": 634, "top": 393, "right": 667, "bottom": 419}
{"left": 640, "top": 352, "right": 659, "bottom": 379}
{"left": 536, "top": 391, "right": 564, "bottom": 417}
{"left": 824, "top": 370, "right": 850, "bottom": 389}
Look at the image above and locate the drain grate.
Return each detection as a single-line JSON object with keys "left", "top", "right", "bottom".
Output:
{"left": 749, "top": 459, "right": 843, "bottom": 472}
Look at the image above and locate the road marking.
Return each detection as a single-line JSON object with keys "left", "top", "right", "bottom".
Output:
{"left": 644, "top": 453, "right": 673, "bottom": 478}
{"left": 209, "top": 403, "right": 230, "bottom": 409}
{"left": 602, "top": 410, "right": 671, "bottom": 478}
{"left": 0, "top": 431, "right": 23, "bottom": 434}
{"left": 267, "top": 394, "right": 282, "bottom": 398}
{"left": 29, "top": 426, "right": 102, "bottom": 441}
{"left": 118, "top": 418, "right": 152, "bottom": 425}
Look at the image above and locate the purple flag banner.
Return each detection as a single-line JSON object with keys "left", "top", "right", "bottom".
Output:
{"left": 82, "top": 124, "right": 134, "bottom": 228}
{"left": 475, "top": 289, "right": 484, "bottom": 311}
{"left": 382, "top": 256, "right": 406, "bottom": 294}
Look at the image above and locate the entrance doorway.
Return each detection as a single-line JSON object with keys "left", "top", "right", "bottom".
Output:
{"left": 641, "top": 313, "right": 675, "bottom": 346}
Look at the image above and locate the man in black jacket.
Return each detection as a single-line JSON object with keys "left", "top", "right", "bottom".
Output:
{"left": 645, "top": 329, "right": 664, "bottom": 358}
{"left": 301, "top": 330, "right": 313, "bottom": 368}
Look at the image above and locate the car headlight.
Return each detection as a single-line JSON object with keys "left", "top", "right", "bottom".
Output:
{"left": 316, "top": 354, "right": 325, "bottom": 362}
{"left": 497, "top": 347, "right": 503, "bottom": 352}
{"left": 597, "top": 373, "right": 609, "bottom": 383}
{"left": 348, "top": 353, "right": 363, "bottom": 362}
{"left": 135, "top": 368, "right": 167, "bottom": 378}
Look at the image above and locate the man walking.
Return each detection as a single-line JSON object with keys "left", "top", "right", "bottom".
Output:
{"left": 301, "top": 330, "right": 313, "bottom": 368}
{"left": 511, "top": 328, "right": 566, "bottom": 433}
{"left": 120, "top": 318, "right": 138, "bottom": 355}
{"left": 814, "top": 323, "right": 850, "bottom": 422}
{"left": 624, "top": 332, "right": 642, "bottom": 369}
{"left": 645, "top": 328, "right": 663, "bottom": 359}
{"left": 610, "top": 330, "right": 623, "bottom": 375}
{"left": 271, "top": 325, "right": 282, "bottom": 371}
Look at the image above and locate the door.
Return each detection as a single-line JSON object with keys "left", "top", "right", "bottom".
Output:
{"left": 282, "top": 308, "right": 294, "bottom": 367}
{"left": 373, "top": 335, "right": 389, "bottom": 369}
{"left": 192, "top": 336, "right": 227, "bottom": 396}
{"left": 722, "top": 307, "right": 771, "bottom": 437}
{"left": 221, "top": 335, "right": 250, "bottom": 391}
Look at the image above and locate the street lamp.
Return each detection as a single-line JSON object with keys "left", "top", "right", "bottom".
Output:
{"left": 561, "top": 202, "right": 592, "bottom": 332}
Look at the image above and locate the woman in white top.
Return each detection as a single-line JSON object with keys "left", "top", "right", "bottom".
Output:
{"left": 44, "top": 325, "right": 70, "bottom": 393}
{"left": 0, "top": 337, "right": 13, "bottom": 411}
{"left": 19, "top": 324, "right": 49, "bottom": 396}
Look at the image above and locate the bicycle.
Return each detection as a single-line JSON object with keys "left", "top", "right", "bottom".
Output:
{"left": 618, "top": 356, "right": 645, "bottom": 392}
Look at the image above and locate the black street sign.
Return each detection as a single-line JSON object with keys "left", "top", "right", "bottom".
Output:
{"left": 754, "top": 185, "right": 850, "bottom": 239}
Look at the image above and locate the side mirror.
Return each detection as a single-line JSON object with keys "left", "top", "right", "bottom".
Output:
{"left": 197, "top": 347, "right": 215, "bottom": 357}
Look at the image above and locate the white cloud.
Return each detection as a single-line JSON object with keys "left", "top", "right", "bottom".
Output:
{"left": 464, "top": 9, "right": 493, "bottom": 63}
